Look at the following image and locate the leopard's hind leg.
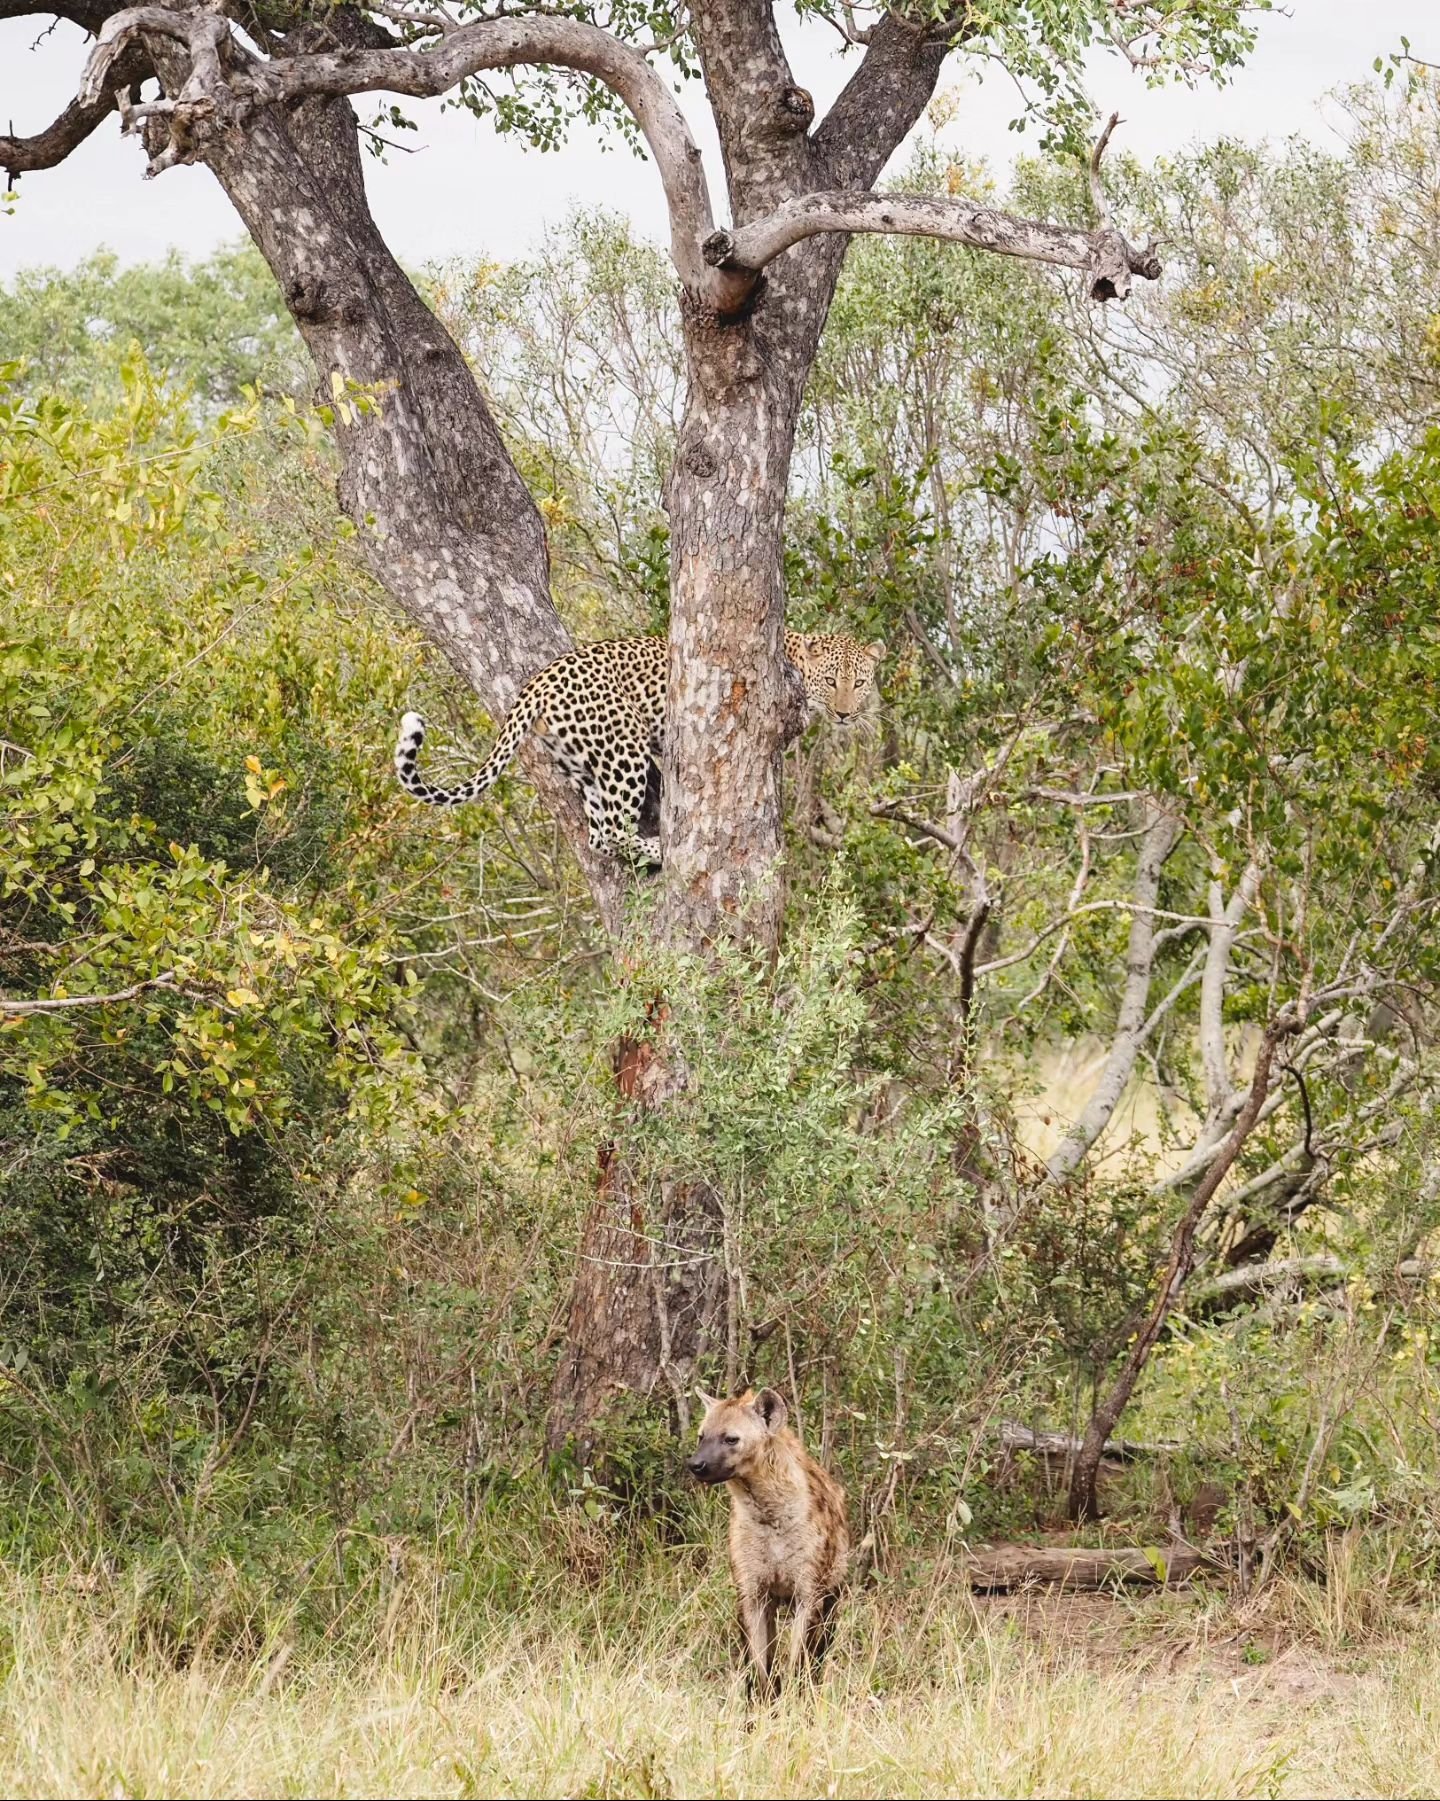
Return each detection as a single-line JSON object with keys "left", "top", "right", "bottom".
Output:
{"left": 594, "top": 721, "right": 661, "bottom": 869}
{"left": 538, "top": 730, "right": 613, "bottom": 853}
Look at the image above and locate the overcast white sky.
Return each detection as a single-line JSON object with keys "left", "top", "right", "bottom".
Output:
{"left": 0, "top": 0, "right": 1429, "bottom": 280}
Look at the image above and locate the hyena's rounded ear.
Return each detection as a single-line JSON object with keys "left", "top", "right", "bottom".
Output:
{"left": 694, "top": 1388, "right": 720, "bottom": 1414}
{"left": 752, "top": 1388, "right": 788, "bottom": 1431}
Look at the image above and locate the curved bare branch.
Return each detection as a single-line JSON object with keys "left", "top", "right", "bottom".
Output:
{"left": 704, "top": 189, "right": 1163, "bottom": 300}
{"left": 1, "top": 42, "right": 149, "bottom": 178}
{"left": 79, "top": 5, "right": 750, "bottom": 308}
{"left": 75, "top": 7, "right": 1164, "bottom": 308}
{"left": 2, "top": 91, "right": 116, "bottom": 178}
{"left": 1, "top": 971, "right": 180, "bottom": 1016}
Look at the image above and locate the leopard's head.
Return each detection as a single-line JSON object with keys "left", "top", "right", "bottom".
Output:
{"left": 791, "top": 634, "right": 886, "bottom": 725}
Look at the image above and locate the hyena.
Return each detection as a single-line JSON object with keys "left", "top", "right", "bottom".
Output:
{"left": 688, "top": 1388, "right": 849, "bottom": 1698}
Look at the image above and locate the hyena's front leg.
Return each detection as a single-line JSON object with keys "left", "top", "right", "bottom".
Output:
{"left": 805, "top": 1590, "right": 841, "bottom": 1673}
{"left": 783, "top": 1591, "right": 822, "bottom": 1687}
{"left": 738, "top": 1588, "right": 777, "bottom": 1699}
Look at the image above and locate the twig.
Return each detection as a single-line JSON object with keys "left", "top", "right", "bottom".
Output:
{"left": 1088, "top": 111, "right": 1121, "bottom": 228}
{"left": 1, "top": 971, "right": 180, "bottom": 1017}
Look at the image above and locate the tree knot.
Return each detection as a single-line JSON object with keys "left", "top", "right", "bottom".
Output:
{"left": 1088, "top": 230, "right": 1164, "bottom": 303}
{"left": 778, "top": 85, "right": 814, "bottom": 129}
{"left": 702, "top": 229, "right": 736, "bottom": 268}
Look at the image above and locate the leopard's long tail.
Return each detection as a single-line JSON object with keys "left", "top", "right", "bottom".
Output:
{"left": 394, "top": 688, "right": 541, "bottom": 808}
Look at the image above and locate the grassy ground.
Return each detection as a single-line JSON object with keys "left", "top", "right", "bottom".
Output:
{"left": 3, "top": 1570, "right": 1439, "bottom": 1799}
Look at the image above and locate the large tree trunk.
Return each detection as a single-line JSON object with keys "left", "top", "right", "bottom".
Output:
{"left": 658, "top": 319, "right": 812, "bottom": 949}
{"left": 545, "top": 229, "right": 850, "bottom": 1445}
{"left": 543, "top": 4, "right": 949, "bottom": 1453}
{"left": 170, "top": 32, "right": 624, "bottom": 927}
{"left": 546, "top": 321, "right": 819, "bottom": 1452}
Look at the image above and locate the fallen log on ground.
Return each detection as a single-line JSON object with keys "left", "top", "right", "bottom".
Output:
{"left": 965, "top": 1543, "right": 1214, "bottom": 1591}
{"left": 1192, "top": 1254, "right": 1429, "bottom": 1314}
{"left": 999, "top": 1420, "right": 1180, "bottom": 1463}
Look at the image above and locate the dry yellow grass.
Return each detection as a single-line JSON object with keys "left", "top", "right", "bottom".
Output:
{"left": 2, "top": 1579, "right": 1437, "bottom": 1799}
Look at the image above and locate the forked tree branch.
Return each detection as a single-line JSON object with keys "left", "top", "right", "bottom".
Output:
{"left": 79, "top": 5, "right": 749, "bottom": 308}
{"left": 78, "top": 5, "right": 1162, "bottom": 308}
{"left": 1067, "top": 1006, "right": 1305, "bottom": 1522}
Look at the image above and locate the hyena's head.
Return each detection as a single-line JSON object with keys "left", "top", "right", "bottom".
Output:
{"left": 687, "top": 1388, "right": 788, "bottom": 1485}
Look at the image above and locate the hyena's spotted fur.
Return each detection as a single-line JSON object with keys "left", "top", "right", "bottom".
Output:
{"left": 688, "top": 1387, "right": 849, "bottom": 1698}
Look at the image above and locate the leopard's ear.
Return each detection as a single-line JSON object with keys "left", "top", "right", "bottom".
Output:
{"left": 863, "top": 640, "right": 886, "bottom": 665}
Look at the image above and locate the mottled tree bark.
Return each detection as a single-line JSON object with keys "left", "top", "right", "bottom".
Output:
{"left": 551, "top": 5, "right": 954, "bottom": 1442}
{"left": 545, "top": 999, "right": 724, "bottom": 1455}
{"left": 217, "top": 94, "right": 625, "bottom": 927}
{"left": 659, "top": 319, "right": 811, "bottom": 946}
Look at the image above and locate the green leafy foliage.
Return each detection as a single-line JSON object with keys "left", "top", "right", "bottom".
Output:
{"left": 0, "top": 246, "right": 301, "bottom": 407}
{"left": 397, "top": 0, "right": 1274, "bottom": 155}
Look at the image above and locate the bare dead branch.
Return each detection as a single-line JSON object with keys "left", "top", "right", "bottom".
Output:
{"left": 1, "top": 972, "right": 180, "bottom": 1017}
{"left": 1041, "top": 803, "right": 1183, "bottom": 1181}
{"left": 364, "top": 0, "right": 457, "bottom": 34}
{"left": 705, "top": 189, "right": 1163, "bottom": 301}
{"left": 1000, "top": 1419, "right": 1180, "bottom": 1461}
{"left": 1068, "top": 1007, "right": 1304, "bottom": 1521}
{"left": 1194, "top": 1254, "right": 1347, "bottom": 1308}
{"left": 1002, "top": 813, "right": 1092, "bottom": 1021}
{"left": 1088, "top": 109, "right": 1120, "bottom": 228}
{"left": 967, "top": 1542, "right": 1214, "bottom": 1590}
{"left": 1021, "top": 784, "right": 1145, "bottom": 807}
{"left": 1, "top": 42, "right": 148, "bottom": 177}
{"left": 871, "top": 800, "right": 958, "bottom": 852}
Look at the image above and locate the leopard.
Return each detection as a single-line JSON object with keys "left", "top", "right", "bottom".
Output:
{"left": 393, "top": 631, "right": 884, "bottom": 864}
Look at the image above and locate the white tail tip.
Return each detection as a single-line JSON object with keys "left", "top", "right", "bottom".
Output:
{"left": 398, "top": 711, "right": 426, "bottom": 744}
